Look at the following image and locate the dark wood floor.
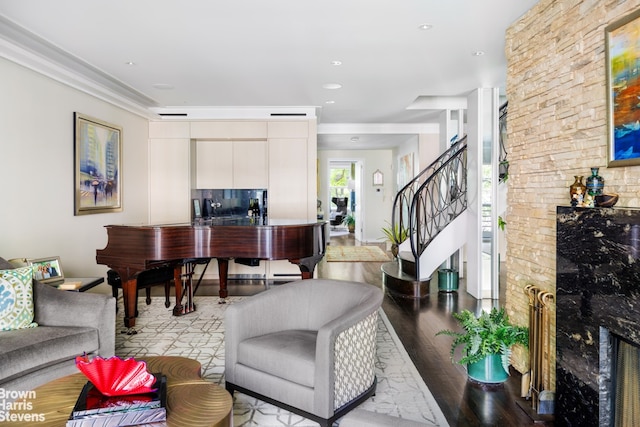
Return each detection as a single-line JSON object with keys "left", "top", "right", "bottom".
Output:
{"left": 153, "top": 232, "right": 554, "bottom": 427}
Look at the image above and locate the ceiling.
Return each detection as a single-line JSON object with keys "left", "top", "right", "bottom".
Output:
{"left": 0, "top": 0, "right": 537, "bottom": 150}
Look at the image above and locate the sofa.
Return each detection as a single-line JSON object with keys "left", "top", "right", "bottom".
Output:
{"left": 0, "top": 257, "right": 115, "bottom": 392}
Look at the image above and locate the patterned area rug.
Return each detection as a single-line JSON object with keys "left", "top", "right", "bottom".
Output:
{"left": 115, "top": 296, "right": 448, "bottom": 427}
{"left": 325, "top": 245, "right": 390, "bottom": 262}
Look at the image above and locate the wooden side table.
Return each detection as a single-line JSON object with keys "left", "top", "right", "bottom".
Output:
{"left": 2, "top": 356, "right": 232, "bottom": 427}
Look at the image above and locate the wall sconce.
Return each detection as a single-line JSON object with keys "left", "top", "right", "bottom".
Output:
{"left": 373, "top": 169, "right": 384, "bottom": 186}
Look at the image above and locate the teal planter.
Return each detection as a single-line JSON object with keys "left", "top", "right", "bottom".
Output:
{"left": 438, "top": 268, "right": 459, "bottom": 292}
{"left": 467, "top": 354, "right": 508, "bottom": 383}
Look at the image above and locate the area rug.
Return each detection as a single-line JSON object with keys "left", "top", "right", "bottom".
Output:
{"left": 115, "top": 296, "right": 449, "bottom": 427}
{"left": 325, "top": 245, "right": 390, "bottom": 262}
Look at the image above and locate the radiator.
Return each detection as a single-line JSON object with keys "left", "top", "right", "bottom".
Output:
{"left": 524, "top": 284, "right": 555, "bottom": 413}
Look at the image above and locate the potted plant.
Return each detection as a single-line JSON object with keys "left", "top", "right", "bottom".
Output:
{"left": 379, "top": 221, "right": 409, "bottom": 258}
{"left": 436, "top": 307, "right": 528, "bottom": 384}
{"left": 342, "top": 214, "right": 355, "bottom": 233}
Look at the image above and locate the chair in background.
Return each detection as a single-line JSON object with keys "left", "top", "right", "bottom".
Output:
{"left": 107, "top": 267, "right": 173, "bottom": 316}
{"left": 225, "top": 278, "right": 383, "bottom": 427}
{"left": 329, "top": 197, "right": 348, "bottom": 227}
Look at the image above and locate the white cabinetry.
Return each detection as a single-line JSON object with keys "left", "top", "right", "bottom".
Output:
{"left": 195, "top": 140, "right": 267, "bottom": 189}
{"left": 149, "top": 138, "right": 190, "bottom": 224}
{"left": 268, "top": 138, "right": 307, "bottom": 219}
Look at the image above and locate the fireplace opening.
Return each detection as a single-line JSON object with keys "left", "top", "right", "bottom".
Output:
{"left": 601, "top": 329, "right": 640, "bottom": 426}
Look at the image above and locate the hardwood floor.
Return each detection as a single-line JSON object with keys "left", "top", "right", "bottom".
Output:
{"left": 152, "top": 232, "right": 554, "bottom": 426}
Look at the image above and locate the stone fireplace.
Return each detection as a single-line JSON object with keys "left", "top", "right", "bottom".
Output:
{"left": 556, "top": 206, "right": 640, "bottom": 426}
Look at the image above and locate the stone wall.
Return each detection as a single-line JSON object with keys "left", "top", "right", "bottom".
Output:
{"left": 505, "top": 0, "right": 640, "bottom": 389}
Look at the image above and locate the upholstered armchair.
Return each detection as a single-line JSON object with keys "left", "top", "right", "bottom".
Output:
{"left": 329, "top": 197, "right": 348, "bottom": 227}
{"left": 225, "top": 278, "right": 383, "bottom": 427}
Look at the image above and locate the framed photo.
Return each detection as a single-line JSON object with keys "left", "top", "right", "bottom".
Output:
{"left": 606, "top": 9, "right": 640, "bottom": 167}
{"left": 74, "top": 113, "right": 123, "bottom": 214}
{"left": 193, "top": 199, "right": 202, "bottom": 218}
{"left": 28, "top": 257, "right": 64, "bottom": 284}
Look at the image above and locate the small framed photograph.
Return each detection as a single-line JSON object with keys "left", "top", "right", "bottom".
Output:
{"left": 193, "top": 199, "right": 202, "bottom": 218}
{"left": 606, "top": 9, "right": 640, "bottom": 167}
{"left": 74, "top": 113, "right": 123, "bottom": 214}
{"left": 28, "top": 257, "right": 64, "bottom": 284}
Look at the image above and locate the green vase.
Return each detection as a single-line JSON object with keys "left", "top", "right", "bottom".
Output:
{"left": 438, "top": 268, "right": 459, "bottom": 292}
{"left": 467, "top": 354, "right": 508, "bottom": 383}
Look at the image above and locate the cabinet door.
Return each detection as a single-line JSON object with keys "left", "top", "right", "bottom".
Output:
{"left": 233, "top": 140, "right": 267, "bottom": 188}
{"left": 196, "top": 140, "right": 233, "bottom": 189}
{"left": 268, "top": 138, "right": 308, "bottom": 219}
{"left": 149, "top": 138, "right": 190, "bottom": 224}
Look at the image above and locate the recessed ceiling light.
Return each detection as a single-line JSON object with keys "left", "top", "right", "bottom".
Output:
{"left": 322, "top": 83, "right": 342, "bottom": 90}
{"left": 125, "top": 61, "right": 136, "bottom": 66}
{"left": 152, "top": 83, "right": 174, "bottom": 90}
{"left": 472, "top": 51, "right": 485, "bottom": 56}
{"left": 350, "top": 136, "right": 359, "bottom": 142}
{"left": 331, "top": 60, "right": 342, "bottom": 66}
{"left": 418, "top": 24, "right": 433, "bottom": 31}
{"left": 325, "top": 100, "right": 335, "bottom": 104}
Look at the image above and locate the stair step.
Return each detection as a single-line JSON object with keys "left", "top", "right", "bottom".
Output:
{"left": 381, "top": 260, "right": 430, "bottom": 298}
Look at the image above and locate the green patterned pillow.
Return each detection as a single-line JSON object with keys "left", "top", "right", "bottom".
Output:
{"left": 0, "top": 267, "right": 38, "bottom": 331}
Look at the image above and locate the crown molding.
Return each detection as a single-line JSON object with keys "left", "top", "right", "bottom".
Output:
{"left": 0, "top": 15, "right": 158, "bottom": 118}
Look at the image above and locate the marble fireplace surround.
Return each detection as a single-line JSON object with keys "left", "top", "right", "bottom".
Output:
{"left": 556, "top": 206, "right": 640, "bottom": 427}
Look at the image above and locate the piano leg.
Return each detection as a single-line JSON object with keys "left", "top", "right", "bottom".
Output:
{"left": 291, "top": 254, "right": 324, "bottom": 280}
{"left": 122, "top": 278, "right": 138, "bottom": 334}
{"left": 217, "top": 258, "right": 229, "bottom": 304}
{"left": 172, "top": 265, "right": 184, "bottom": 315}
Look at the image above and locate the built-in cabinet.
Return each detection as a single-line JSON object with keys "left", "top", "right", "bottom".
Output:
{"left": 148, "top": 137, "right": 191, "bottom": 225}
{"left": 148, "top": 119, "right": 317, "bottom": 278}
{"left": 195, "top": 140, "right": 267, "bottom": 189}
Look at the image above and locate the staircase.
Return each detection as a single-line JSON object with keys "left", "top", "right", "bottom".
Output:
{"left": 382, "top": 136, "right": 468, "bottom": 298}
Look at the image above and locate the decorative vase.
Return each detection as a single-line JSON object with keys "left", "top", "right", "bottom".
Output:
{"left": 438, "top": 268, "right": 459, "bottom": 292}
{"left": 391, "top": 243, "right": 399, "bottom": 259}
{"left": 467, "top": 354, "right": 509, "bottom": 384}
{"left": 569, "top": 176, "right": 586, "bottom": 205}
{"left": 586, "top": 167, "right": 604, "bottom": 197}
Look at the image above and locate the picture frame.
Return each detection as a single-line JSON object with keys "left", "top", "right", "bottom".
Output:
{"left": 28, "top": 257, "right": 64, "bottom": 284}
{"left": 74, "top": 113, "right": 123, "bottom": 214}
{"left": 606, "top": 9, "right": 640, "bottom": 167}
{"left": 397, "top": 153, "right": 414, "bottom": 191}
{"left": 193, "top": 199, "right": 202, "bottom": 219}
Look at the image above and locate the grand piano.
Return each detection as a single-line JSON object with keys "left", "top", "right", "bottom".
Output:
{"left": 96, "top": 218, "right": 327, "bottom": 330}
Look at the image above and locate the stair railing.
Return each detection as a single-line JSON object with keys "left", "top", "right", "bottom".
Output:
{"left": 391, "top": 136, "right": 468, "bottom": 279}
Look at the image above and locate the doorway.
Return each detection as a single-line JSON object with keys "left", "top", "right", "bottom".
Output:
{"left": 327, "top": 159, "right": 363, "bottom": 242}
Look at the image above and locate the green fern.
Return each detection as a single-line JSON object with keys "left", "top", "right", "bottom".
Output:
{"left": 436, "top": 307, "right": 528, "bottom": 371}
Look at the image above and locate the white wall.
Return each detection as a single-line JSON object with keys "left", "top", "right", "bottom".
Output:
{"left": 318, "top": 149, "right": 393, "bottom": 242}
{"left": 0, "top": 58, "right": 150, "bottom": 293}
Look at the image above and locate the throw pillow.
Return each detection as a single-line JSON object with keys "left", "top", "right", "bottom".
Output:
{"left": 0, "top": 267, "right": 38, "bottom": 331}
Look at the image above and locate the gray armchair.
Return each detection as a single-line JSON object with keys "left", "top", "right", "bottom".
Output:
{"left": 225, "top": 278, "right": 383, "bottom": 427}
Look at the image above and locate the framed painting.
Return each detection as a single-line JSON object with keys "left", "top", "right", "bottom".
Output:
{"left": 28, "top": 257, "right": 64, "bottom": 284}
{"left": 74, "top": 113, "right": 123, "bottom": 214}
{"left": 397, "top": 153, "right": 414, "bottom": 191}
{"left": 606, "top": 9, "right": 640, "bottom": 167}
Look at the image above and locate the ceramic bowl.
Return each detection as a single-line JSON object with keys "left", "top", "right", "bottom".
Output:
{"left": 595, "top": 193, "right": 619, "bottom": 207}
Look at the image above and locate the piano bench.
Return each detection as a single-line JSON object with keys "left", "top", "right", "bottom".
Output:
{"left": 107, "top": 267, "right": 173, "bottom": 316}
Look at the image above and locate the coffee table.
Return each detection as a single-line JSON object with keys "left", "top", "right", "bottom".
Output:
{"left": 3, "top": 356, "right": 232, "bottom": 426}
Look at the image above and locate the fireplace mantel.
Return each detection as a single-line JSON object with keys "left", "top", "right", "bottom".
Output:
{"left": 556, "top": 206, "right": 640, "bottom": 426}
